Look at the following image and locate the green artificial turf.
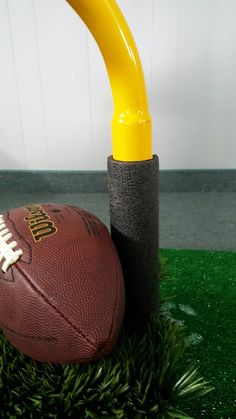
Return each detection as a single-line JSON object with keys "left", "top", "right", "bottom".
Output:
{"left": 0, "top": 249, "right": 235, "bottom": 418}
{"left": 160, "top": 249, "right": 236, "bottom": 419}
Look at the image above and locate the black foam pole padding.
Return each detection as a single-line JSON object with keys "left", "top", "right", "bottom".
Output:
{"left": 107, "top": 155, "right": 159, "bottom": 320}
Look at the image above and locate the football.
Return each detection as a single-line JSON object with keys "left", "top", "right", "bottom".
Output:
{"left": 0, "top": 203, "right": 125, "bottom": 364}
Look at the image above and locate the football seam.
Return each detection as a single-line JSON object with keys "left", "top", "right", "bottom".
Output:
{"left": 14, "top": 264, "right": 100, "bottom": 352}
{"left": 68, "top": 205, "right": 102, "bottom": 237}
{"left": 0, "top": 321, "right": 57, "bottom": 342}
{"left": 69, "top": 204, "right": 123, "bottom": 346}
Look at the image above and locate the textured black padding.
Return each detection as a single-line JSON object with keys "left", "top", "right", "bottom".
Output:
{"left": 107, "top": 155, "right": 159, "bottom": 319}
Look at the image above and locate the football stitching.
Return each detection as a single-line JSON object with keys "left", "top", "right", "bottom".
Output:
{"left": 7, "top": 211, "right": 32, "bottom": 264}
{"left": 15, "top": 264, "right": 99, "bottom": 352}
{"left": 0, "top": 215, "right": 23, "bottom": 272}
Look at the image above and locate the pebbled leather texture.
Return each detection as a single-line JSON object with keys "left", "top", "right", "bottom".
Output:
{"left": 0, "top": 203, "right": 125, "bottom": 364}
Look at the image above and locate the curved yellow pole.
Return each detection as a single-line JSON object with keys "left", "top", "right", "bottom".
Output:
{"left": 66, "top": 0, "right": 152, "bottom": 162}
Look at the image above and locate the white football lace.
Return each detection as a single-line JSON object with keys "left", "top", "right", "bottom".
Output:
{"left": 0, "top": 215, "right": 23, "bottom": 273}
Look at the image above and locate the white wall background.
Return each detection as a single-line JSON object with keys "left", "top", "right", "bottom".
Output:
{"left": 0, "top": 0, "right": 236, "bottom": 170}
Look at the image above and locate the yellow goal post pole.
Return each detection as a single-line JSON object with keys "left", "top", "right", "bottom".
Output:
{"left": 66, "top": 0, "right": 159, "bottom": 319}
{"left": 66, "top": 0, "right": 152, "bottom": 162}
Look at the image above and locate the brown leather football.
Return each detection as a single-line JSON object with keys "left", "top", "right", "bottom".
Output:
{"left": 0, "top": 203, "right": 125, "bottom": 364}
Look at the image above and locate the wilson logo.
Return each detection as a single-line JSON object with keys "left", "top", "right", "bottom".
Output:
{"left": 24, "top": 205, "right": 58, "bottom": 242}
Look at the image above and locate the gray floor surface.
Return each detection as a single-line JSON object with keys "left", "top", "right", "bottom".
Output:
{"left": 0, "top": 192, "right": 235, "bottom": 251}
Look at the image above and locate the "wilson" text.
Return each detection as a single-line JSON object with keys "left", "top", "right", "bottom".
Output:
{"left": 24, "top": 205, "right": 58, "bottom": 242}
